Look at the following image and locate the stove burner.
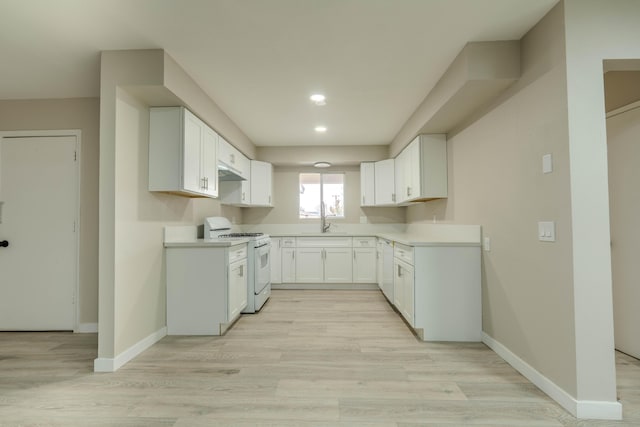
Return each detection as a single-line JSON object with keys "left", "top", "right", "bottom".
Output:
{"left": 218, "top": 232, "right": 264, "bottom": 238}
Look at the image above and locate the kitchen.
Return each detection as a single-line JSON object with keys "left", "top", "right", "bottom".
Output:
{"left": 1, "top": 0, "right": 640, "bottom": 424}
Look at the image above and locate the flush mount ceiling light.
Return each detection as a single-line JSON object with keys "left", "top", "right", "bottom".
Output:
{"left": 310, "top": 94, "right": 326, "bottom": 106}
{"left": 314, "top": 161, "right": 331, "bottom": 168}
{"left": 314, "top": 125, "right": 327, "bottom": 133}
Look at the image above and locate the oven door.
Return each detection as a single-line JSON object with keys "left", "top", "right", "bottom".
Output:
{"left": 255, "top": 242, "right": 271, "bottom": 294}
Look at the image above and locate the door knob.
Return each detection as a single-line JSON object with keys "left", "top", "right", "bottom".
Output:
{"left": 0, "top": 240, "right": 8, "bottom": 247}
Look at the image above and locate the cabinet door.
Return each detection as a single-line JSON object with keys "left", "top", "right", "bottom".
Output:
{"left": 374, "top": 159, "right": 395, "bottom": 205}
{"left": 406, "top": 138, "right": 421, "bottom": 201}
{"left": 183, "top": 109, "right": 204, "bottom": 194}
{"left": 394, "top": 149, "right": 407, "bottom": 204}
{"left": 270, "top": 238, "right": 282, "bottom": 284}
{"left": 282, "top": 248, "right": 296, "bottom": 283}
{"left": 228, "top": 258, "right": 247, "bottom": 321}
{"left": 324, "top": 247, "right": 353, "bottom": 283}
{"left": 250, "top": 160, "right": 273, "bottom": 206}
{"left": 360, "top": 162, "right": 375, "bottom": 206}
{"left": 201, "top": 126, "right": 218, "bottom": 197}
{"left": 402, "top": 263, "right": 414, "bottom": 326}
{"left": 296, "top": 248, "right": 323, "bottom": 282}
{"left": 353, "top": 248, "right": 376, "bottom": 283}
{"left": 393, "top": 259, "right": 404, "bottom": 310}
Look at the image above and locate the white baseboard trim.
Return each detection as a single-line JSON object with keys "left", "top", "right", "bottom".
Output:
{"left": 482, "top": 332, "right": 622, "bottom": 420}
{"left": 76, "top": 322, "right": 98, "bottom": 333}
{"left": 272, "top": 283, "right": 378, "bottom": 290}
{"left": 94, "top": 326, "right": 167, "bottom": 373}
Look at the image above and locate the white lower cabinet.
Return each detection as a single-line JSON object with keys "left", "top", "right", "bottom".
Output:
{"left": 324, "top": 247, "right": 353, "bottom": 283}
{"left": 295, "top": 247, "right": 324, "bottom": 282}
{"left": 393, "top": 256, "right": 414, "bottom": 326}
{"left": 165, "top": 243, "right": 248, "bottom": 335}
{"left": 353, "top": 237, "right": 377, "bottom": 283}
{"left": 392, "top": 242, "right": 481, "bottom": 342}
{"left": 270, "top": 238, "right": 282, "bottom": 284}
{"left": 228, "top": 256, "right": 248, "bottom": 321}
{"left": 272, "top": 236, "right": 377, "bottom": 285}
{"left": 281, "top": 238, "right": 296, "bottom": 283}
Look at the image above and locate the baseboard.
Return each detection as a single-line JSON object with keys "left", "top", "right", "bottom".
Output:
{"left": 272, "top": 283, "right": 378, "bottom": 290}
{"left": 76, "top": 322, "right": 98, "bottom": 333}
{"left": 94, "top": 326, "right": 167, "bottom": 373}
{"left": 482, "top": 332, "right": 622, "bottom": 420}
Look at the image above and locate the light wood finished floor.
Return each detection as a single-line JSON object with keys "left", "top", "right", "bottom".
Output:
{"left": 0, "top": 290, "right": 638, "bottom": 426}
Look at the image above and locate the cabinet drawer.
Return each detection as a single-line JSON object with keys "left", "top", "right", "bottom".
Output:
{"left": 394, "top": 243, "right": 414, "bottom": 265}
{"left": 229, "top": 244, "right": 247, "bottom": 263}
{"left": 296, "top": 237, "right": 352, "bottom": 248}
{"left": 353, "top": 237, "right": 376, "bottom": 248}
{"left": 281, "top": 237, "right": 296, "bottom": 247}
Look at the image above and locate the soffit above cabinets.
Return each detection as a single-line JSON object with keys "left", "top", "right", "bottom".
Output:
{"left": 391, "top": 41, "right": 521, "bottom": 157}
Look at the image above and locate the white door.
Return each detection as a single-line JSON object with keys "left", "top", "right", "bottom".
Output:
{"left": 0, "top": 135, "right": 78, "bottom": 330}
{"left": 607, "top": 104, "right": 640, "bottom": 359}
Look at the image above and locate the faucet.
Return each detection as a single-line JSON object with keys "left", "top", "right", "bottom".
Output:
{"left": 320, "top": 202, "right": 331, "bottom": 233}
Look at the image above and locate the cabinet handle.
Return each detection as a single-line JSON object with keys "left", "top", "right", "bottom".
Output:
{"left": 362, "top": 195, "right": 365, "bottom": 205}
{"left": 242, "top": 192, "right": 245, "bottom": 201}
{"left": 398, "top": 265, "right": 402, "bottom": 277}
{"left": 230, "top": 153, "right": 235, "bottom": 164}
{"left": 239, "top": 265, "right": 244, "bottom": 277}
{"left": 292, "top": 251, "right": 295, "bottom": 260}
{"left": 392, "top": 193, "right": 395, "bottom": 202}
{"left": 269, "top": 195, "right": 271, "bottom": 204}
{"left": 407, "top": 187, "right": 411, "bottom": 197}
{"left": 353, "top": 251, "right": 356, "bottom": 260}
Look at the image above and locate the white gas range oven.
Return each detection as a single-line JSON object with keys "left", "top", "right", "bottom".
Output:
{"left": 204, "top": 217, "right": 271, "bottom": 313}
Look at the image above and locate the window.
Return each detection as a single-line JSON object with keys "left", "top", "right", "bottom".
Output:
{"left": 299, "top": 173, "right": 344, "bottom": 219}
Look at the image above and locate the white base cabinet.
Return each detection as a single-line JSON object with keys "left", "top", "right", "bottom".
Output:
{"left": 166, "top": 244, "right": 247, "bottom": 335}
{"left": 393, "top": 242, "right": 481, "bottom": 342}
{"left": 353, "top": 237, "right": 377, "bottom": 283}
{"left": 271, "top": 236, "right": 377, "bottom": 285}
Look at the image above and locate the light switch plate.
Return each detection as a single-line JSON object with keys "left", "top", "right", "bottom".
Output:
{"left": 483, "top": 237, "right": 491, "bottom": 251}
{"left": 542, "top": 154, "right": 553, "bottom": 174}
{"left": 538, "top": 221, "right": 556, "bottom": 242}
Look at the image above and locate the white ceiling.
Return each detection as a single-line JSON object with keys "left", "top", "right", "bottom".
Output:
{"left": 0, "top": 0, "right": 557, "bottom": 147}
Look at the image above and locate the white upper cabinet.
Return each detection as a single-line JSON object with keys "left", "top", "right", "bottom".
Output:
{"left": 360, "top": 162, "right": 375, "bottom": 207}
{"left": 395, "top": 134, "right": 447, "bottom": 205}
{"left": 374, "top": 159, "right": 395, "bottom": 205}
{"left": 218, "top": 136, "right": 249, "bottom": 179}
{"left": 149, "top": 106, "right": 218, "bottom": 198}
{"left": 250, "top": 160, "right": 273, "bottom": 206}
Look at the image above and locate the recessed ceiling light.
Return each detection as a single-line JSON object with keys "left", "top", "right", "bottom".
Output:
{"left": 314, "top": 161, "right": 331, "bottom": 168}
{"left": 314, "top": 126, "right": 327, "bottom": 133}
{"left": 310, "top": 94, "right": 326, "bottom": 105}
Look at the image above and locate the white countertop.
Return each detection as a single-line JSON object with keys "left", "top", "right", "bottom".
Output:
{"left": 164, "top": 238, "right": 250, "bottom": 248}
{"left": 164, "top": 223, "right": 481, "bottom": 248}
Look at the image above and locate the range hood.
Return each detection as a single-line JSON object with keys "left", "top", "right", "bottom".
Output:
{"left": 218, "top": 162, "right": 246, "bottom": 181}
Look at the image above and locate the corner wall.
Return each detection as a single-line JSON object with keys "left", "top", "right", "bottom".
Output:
{"left": 408, "top": 0, "right": 580, "bottom": 404}
{"left": 98, "top": 49, "right": 249, "bottom": 368}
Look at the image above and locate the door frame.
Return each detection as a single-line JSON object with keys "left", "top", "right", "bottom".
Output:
{"left": 0, "top": 129, "right": 81, "bottom": 331}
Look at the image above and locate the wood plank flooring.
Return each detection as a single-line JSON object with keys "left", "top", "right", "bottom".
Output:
{"left": 0, "top": 289, "right": 639, "bottom": 426}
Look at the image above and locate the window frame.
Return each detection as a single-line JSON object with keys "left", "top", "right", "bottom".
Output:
{"left": 299, "top": 172, "right": 345, "bottom": 220}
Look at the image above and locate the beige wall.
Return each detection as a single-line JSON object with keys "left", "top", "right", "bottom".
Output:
{"left": 243, "top": 165, "right": 405, "bottom": 225}
{"left": 407, "top": 3, "right": 579, "bottom": 396}
{"left": 99, "top": 50, "right": 246, "bottom": 360}
{"left": 0, "top": 98, "right": 99, "bottom": 325}
{"left": 604, "top": 71, "right": 640, "bottom": 112}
